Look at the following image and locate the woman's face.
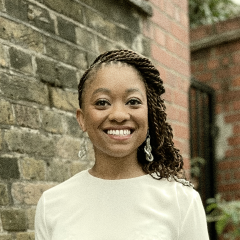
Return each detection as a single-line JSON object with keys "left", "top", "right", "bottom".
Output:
{"left": 77, "top": 63, "right": 148, "bottom": 160}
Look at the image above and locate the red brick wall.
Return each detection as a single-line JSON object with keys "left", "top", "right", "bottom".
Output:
{"left": 145, "top": 0, "right": 191, "bottom": 172}
{"left": 191, "top": 17, "right": 240, "bottom": 200}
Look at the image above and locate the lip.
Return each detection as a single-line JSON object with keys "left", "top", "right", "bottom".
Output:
{"left": 107, "top": 132, "right": 132, "bottom": 140}
{"left": 103, "top": 126, "right": 134, "bottom": 130}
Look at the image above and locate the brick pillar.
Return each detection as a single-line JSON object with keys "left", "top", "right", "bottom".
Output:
{"left": 144, "top": 0, "right": 191, "bottom": 173}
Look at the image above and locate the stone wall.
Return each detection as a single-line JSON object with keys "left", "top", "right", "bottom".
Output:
{"left": 0, "top": 0, "right": 191, "bottom": 238}
{"left": 191, "top": 16, "right": 240, "bottom": 200}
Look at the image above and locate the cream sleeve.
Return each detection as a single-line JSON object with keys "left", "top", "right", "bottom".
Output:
{"left": 178, "top": 189, "right": 210, "bottom": 240}
{"left": 35, "top": 194, "right": 50, "bottom": 240}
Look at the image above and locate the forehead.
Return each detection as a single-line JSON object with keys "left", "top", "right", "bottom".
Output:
{"left": 85, "top": 63, "right": 146, "bottom": 93}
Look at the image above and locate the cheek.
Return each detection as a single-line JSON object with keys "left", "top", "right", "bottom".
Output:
{"left": 141, "top": 106, "right": 148, "bottom": 123}
{"left": 84, "top": 110, "right": 103, "bottom": 130}
{"left": 133, "top": 108, "right": 148, "bottom": 128}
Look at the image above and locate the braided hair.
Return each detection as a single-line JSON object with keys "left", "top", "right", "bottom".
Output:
{"left": 78, "top": 49, "right": 190, "bottom": 185}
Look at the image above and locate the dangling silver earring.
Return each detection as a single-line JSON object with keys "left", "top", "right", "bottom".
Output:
{"left": 78, "top": 148, "right": 86, "bottom": 158}
{"left": 144, "top": 130, "right": 154, "bottom": 162}
{"left": 78, "top": 141, "right": 87, "bottom": 158}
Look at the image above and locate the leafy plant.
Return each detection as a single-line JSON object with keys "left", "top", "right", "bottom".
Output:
{"left": 190, "top": 157, "right": 206, "bottom": 178}
{"left": 206, "top": 194, "right": 240, "bottom": 239}
{"left": 189, "top": 0, "right": 240, "bottom": 28}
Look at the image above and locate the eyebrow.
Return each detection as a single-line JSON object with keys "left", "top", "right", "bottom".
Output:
{"left": 125, "top": 88, "right": 144, "bottom": 97}
{"left": 92, "top": 87, "right": 144, "bottom": 97}
{"left": 92, "top": 88, "right": 111, "bottom": 95}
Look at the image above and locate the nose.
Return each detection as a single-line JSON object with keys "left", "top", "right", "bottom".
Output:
{"left": 108, "top": 103, "right": 130, "bottom": 122}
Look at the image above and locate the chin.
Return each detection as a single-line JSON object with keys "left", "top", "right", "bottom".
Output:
{"left": 107, "top": 151, "right": 135, "bottom": 159}
{"left": 94, "top": 146, "right": 138, "bottom": 160}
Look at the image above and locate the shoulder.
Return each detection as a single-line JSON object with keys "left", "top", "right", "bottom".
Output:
{"left": 149, "top": 174, "right": 197, "bottom": 197}
{"left": 174, "top": 179, "right": 198, "bottom": 198}
{"left": 145, "top": 174, "right": 199, "bottom": 205}
{"left": 171, "top": 178, "right": 200, "bottom": 207}
{"left": 151, "top": 175, "right": 200, "bottom": 207}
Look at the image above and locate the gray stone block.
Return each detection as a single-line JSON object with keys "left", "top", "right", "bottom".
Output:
{"left": 46, "top": 159, "right": 70, "bottom": 182}
{"left": 0, "top": 16, "right": 44, "bottom": 53}
{"left": 19, "top": 157, "right": 45, "bottom": 181}
{"left": 14, "top": 104, "right": 40, "bottom": 129}
{"left": 0, "top": 158, "right": 20, "bottom": 180}
{"left": 4, "top": 129, "right": 55, "bottom": 157}
{"left": 0, "top": 184, "right": 9, "bottom": 205}
{"left": 0, "top": 235, "right": 12, "bottom": 240}
{"left": 76, "top": 27, "right": 96, "bottom": 51}
{"left": 57, "top": 65, "right": 78, "bottom": 89}
{"left": 11, "top": 182, "right": 56, "bottom": 205}
{"left": 36, "top": 57, "right": 57, "bottom": 85}
{"left": 0, "top": 129, "right": 2, "bottom": 151}
{"left": 85, "top": 8, "right": 117, "bottom": 40}
{"left": 0, "top": 44, "right": 8, "bottom": 68}
{"left": 96, "top": 36, "right": 117, "bottom": 54}
{"left": 36, "top": 57, "right": 78, "bottom": 88}
{"left": 55, "top": 136, "right": 81, "bottom": 161}
{"left": 42, "top": 0, "right": 84, "bottom": 24}
{"left": 64, "top": 115, "right": 82, "bottom": 138}
{"left": 41, "top": 110, "right": 64, "bottom": 134}
{"left": 0, "top": 99, "right": 14, "bottom": 125}
{"left": 0, "top": 73, "right": 49, "bottom": 106}
{"left": 57, "top": 16, "right": 76, "bottom": 43}
{"left": 16, "top": 232, "right": 35, "bottom": 240}
{"left": 1, "top": 209, "right": 27, "bottom": 231}
{"left": 0, "top": 0, "right": 4, "bottom": 11}
{"left": 5, "top": 0, "right": 28, "bottom": 22}
{"left": 26, "top": 208, "right": 35, "bottom": 230}
{"left": 28, "top": 3, "right": 55, "bottom": 33}
{"left": 82, "top": 0, "right": 141, "bottom": 31}
{"left": 50, "top": 86, "right": 78, "bottom": 112}
{"left": 45, "top": 37, "right": 88, "bottom": 69}
{"left": 9, "top": 47, "right": 33, "bottom": 74}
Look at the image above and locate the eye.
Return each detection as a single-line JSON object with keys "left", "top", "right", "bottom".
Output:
{"left": 95, "top": 99, "right": 110, "bottom": 107}
{"left": 126, "top": 98, "right": 142, "bottom": 106}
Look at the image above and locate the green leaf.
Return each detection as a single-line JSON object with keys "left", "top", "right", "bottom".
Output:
{"left": 206, "top": 203, "right": 217, "bottom": 213}
{"left": 215, "top": 214, "right": 230, "bottom": 235}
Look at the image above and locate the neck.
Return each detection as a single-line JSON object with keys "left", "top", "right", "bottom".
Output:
{"left": 89, "top": 150, "right": 146, "bottom": 180}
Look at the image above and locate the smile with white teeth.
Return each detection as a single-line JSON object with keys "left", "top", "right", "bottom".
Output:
{"left": 107, "top": 129, "right": 131, "bottom": 136}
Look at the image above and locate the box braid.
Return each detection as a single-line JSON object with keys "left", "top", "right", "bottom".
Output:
{"left": 78, "top": 49, "right": 191, "bottom": 185}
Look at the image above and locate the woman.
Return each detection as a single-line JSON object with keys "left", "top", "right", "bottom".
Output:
{"left": 35, "top": 50, "right": 209, "bottom": 240}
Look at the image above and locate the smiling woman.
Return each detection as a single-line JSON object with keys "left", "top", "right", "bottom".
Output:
{"left": 35, "top": 50, "right": 210, "bottom": 240}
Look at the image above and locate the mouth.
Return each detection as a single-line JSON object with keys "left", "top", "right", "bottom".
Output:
{"left": 104, "top": 129, "right": 134, "bottom": 136}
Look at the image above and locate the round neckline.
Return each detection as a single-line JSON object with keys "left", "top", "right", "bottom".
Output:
{"left": 86, "top": 169, "right": 150, "bottom": 182}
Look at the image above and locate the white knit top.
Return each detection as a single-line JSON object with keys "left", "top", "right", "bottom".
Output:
{"left": 35, "top": 169, "right": 209, "bottom": 240}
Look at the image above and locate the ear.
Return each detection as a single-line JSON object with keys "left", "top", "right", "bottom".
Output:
{"left": 76, "top": 109, "right": 86, "bottom": 132}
